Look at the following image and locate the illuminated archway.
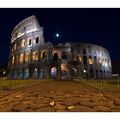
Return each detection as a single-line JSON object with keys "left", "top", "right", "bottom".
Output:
{"left": 19, "top": 53, "right": 23, "bottom": 63}
{"left": 21, "top": 39, "right": 25, "bottom": 48}
{"left": 32, "top": 51, "right": 38, "bottom": 61}
{"left": 51, "top": 67, "right": 57, "bottom": 78}
{"left": 41, "top": 50, "right": 47, "bottom": 60}
{"left": 61, "top": 64, "right": 69, "bottom": 79}
{"left": 25, "top": 52, "right": 30, "bottom": 62}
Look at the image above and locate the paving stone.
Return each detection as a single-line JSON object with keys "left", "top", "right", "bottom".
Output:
{"left": 63, "top": 99, "right": 80, "bottom": 106}
{"left": 91, "top": 96, "right": 103, "bottom": 102}
{"left": 113, "top": 99, "right": 120, "bottom": 106}
{"left": 93, "top": 106, "right": 110, "bottom": 112}
{"left": 0, "top": 107, "right": 12, "bottom": 112}
{"left": 69, "top": 105, "right": 96, "bottom": 112}
{"left": 54, "top": 104, "right": 67, "bottom": 110}
{"left": 13, "top": 104, "right": 30, "bottom": 112}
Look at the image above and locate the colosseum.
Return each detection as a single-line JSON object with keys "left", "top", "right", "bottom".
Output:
{"left": 8, "top": 15, "right": 112, "bottom": 80}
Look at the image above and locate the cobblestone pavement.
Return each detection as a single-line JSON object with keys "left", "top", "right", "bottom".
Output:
{"left": 0, "top": 80, "right": 120, "bottom": 112}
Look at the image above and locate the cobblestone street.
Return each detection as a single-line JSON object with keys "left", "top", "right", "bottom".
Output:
{"left": 0, "top": 80, "right": 120, "bottom": 112}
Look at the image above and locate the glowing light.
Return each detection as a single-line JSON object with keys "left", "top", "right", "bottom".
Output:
{"left": 83, "top": 70, "right": 86, "bottom": 73}
{"left": 51, "top": 67, "right": 57, "bottom": 76}
{"left": 56, "top": 33, "right": 59, "bottom": 37}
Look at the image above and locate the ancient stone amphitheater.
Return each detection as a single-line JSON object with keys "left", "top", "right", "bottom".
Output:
{"left": 8, "top": 15, "right": 112, "bottom": 80}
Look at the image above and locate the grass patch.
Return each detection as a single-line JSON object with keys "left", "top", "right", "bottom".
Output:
{"left": 81, "top": 80, "right": 120, "bottom": 91}
{"left": 0, "top": 79, "right": 50, "bottom": 90}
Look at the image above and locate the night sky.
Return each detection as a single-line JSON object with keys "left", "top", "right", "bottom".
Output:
{"left": 0, "top": 8, "right": 120, "bottom": 65}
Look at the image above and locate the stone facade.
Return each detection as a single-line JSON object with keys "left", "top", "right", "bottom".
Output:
{"left": 8, "top": 15, "right": 112, "bottom": 80}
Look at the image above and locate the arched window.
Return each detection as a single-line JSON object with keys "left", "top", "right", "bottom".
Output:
{"left": 27, "top": 39, "right": 31, "bottom": 46}
{"left": 83, "top": 56, "right": 87, "bottom": 65}
{"left": 61, "top": 51, "right": 67, "bottom": 59}
{"left": 76, "top": 55, "right": 82, "bottom": 62}
{"left": 53, "top": 53, "right": 59, "bottom": 59}
{"left": 41, "top": 50, "right": 47, "bottom": 60}
{"left": 19, "top": 53, "right": 24, "bottom": 63}
{"left": 32, "top": 51, "right": 38, "bottom": 61}
{"left": 89, "top": 56, "right": 93, "bottom": 65}
{"left": 25, "top": 52, "right": 30, "bottom": 63}
{"left": 36, "top": 37, "right": 39, "bottom": 44}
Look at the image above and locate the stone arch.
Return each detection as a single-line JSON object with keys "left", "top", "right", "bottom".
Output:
{"left": 89, "top": 69, "right": 94, "bottom": 78}
{"left": 71, "top": 68, "right": 77, "bottom": 78}
{"left": 61, "top": 51, "right": 67, "bottom": 60}
{"left": 32, "top": 51, "right": 38, "bottom": 61}
{"left": 51, "top": 67, "right": 57, "bottom": 78}
{"left": 41, "top": 50, "right": 47, "bottom": 60}
{"left": 25, "top": 52, "right": 30, "bottom": 63}
{"left": 36, "top": 37, "right": 39, "bottom": 43}
{"left": 61, "top": 64, "right": 70, "bottom": 79}
{"left": 53, "top": 52, "right": 59, "bottom": 59}
{"left": 24, "top": 68, "right": 29, "bottom": 79}
{"left": 19, "top": 53, "right": 24, "bottom": 63}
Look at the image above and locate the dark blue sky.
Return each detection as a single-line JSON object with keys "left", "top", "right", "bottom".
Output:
{"left": 0, "top": 8, "right": 120, "bottom": 65}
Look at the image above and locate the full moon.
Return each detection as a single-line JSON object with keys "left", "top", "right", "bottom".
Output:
{"left": 56, "top": 33, "right": 59, "bottom": 37}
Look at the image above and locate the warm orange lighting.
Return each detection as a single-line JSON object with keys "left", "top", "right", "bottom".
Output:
{"left": 21, "top": 39, "right": 25, "bottom": 48}
{"left": 89, "top": 56, "right": 93, "bottom": 64}
{"left": 12, "top": 56, "right": 15, "bottom": 65}
{"left": 41, "top": 50, "right": 46, "bottom": 59}
{"left": 33, "top": 51, "right": 38, "bottom": 61}
{"left": 61, "top": 64, "right": 68, "bottom": 71}
{"left": 19, "top": 53, "right": 24, "bottom": 63}
{"left": 25, "top": 52, "right": 30, "bottom": 62}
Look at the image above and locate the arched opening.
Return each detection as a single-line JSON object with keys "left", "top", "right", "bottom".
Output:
{"left": 89, "top": 56, "right": 93, "bottom": 65}
{"left": 24, "top": 68, "right": 29, "bottom": 79}
{"left": 18, "top": 70, "right": 22, "bottom": 79}
{"left": 32, "top": 51, "right": 38, "bottom": 61}
{"left": 27, "top": 39, "right": 31, "bottom": 46}
{"left": 13, "top": 70, "right": 17, "bottom": 79}
{"left": 36, "top": 37, "right": 39, "bottom": 44}
{"left": 51, "top": 67, "right": 57, "bottom": 78}
{"left": 61, "top": 64, "right": 69, "bottom": 79}
{"left": 94, "top": 56, "right": 97, "bottom": 64}
{"left": 83, "top": 56, "right": 87, "bottom": 65}
{"left": 21, "top": 39, "right": 25, "bottom": 48}
{"left": 61, "top": 51, "right": 67, "bottom": 60}
{"left": 53, "top": 52, "right": 59, "bottom": 60}
{"left": 25, "top": 52, "right": 30, "bottom": 63}
{"left": 96, "top": 70, "right": 99, "bottom": 79}
{"left": 90, "top": 69, "right": 94, "bottom": 78}
{"left": 41, "top": 50, "right": 47, "bottom": 60}
{"left": 39, "top": 69, "right": 46, "bottom": 79}
{"left": 71, "top": 68, "right": 77, "bottom": 78}
{"left": 19, "top": 53, "right": 24, "bottom": 63}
